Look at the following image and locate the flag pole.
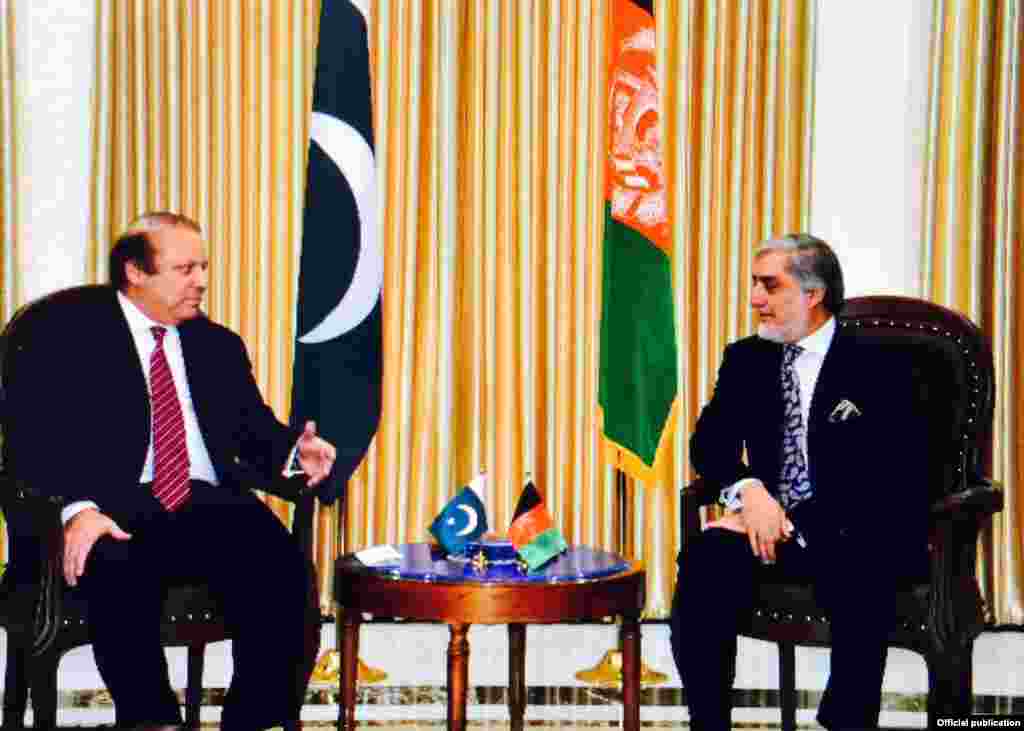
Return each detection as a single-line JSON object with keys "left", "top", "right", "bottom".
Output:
{"left": 310, "top": 484, "right": 388, "bottom": 688}
{"left": 574, "top": 467, "right": 668, "bottom": 687}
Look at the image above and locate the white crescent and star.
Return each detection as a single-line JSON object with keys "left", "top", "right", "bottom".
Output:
{"left": 298, "top": 110, "right": 382, "bottom": 344}
{"left": 453, "top": 504, "right": 479, "bottom": 536}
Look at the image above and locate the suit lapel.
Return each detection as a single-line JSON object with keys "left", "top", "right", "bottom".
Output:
{"left": 106, "top": 293, "right": 152, "bottom": 467}
{"left": 758, "top": 340, "right": 786, "bottom": 486}
{"left": 178, "top": 317, "right": 212, "bottom": 441}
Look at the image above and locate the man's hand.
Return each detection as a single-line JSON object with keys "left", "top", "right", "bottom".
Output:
{"left": 63, "top": 509, "right": 132, "bottom": 587}
{"left": 738, "top": 481, "right": 792, "bottom": 562}
{"left": 295, "top": 420, "right": 337, "bottom": 488}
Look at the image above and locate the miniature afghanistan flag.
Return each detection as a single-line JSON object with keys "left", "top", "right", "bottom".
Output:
{"left": 508, "top": 482, "right": 568, "bottom": 571}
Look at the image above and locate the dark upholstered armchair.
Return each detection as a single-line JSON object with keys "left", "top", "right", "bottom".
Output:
{"left": 680, "top": 295, "right": 1003, "bottom": 730}
{"left": 0, "top": 286, "right": 322, "bottom": 729}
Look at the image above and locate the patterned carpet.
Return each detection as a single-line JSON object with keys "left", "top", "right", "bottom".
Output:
{"left": 39, "top": 684, "right": 1017, "bottom": 729}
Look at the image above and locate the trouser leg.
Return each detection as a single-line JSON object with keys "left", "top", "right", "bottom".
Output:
{"left": 670, "top": 528, "right": 759, "bottom": 731}
{"left": 814, "top": 544, "right": 897, "bottom": 731}
{"left": 181, "top": 493, "right": 312, "bottom": 730}
{"left": 79, "top": 534, "right": 182, "bottom": 726}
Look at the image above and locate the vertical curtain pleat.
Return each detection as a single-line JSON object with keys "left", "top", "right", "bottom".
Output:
{"left": 0, "top": 0, "right": 19, "bottom": 325}
{"left": 922, "top": 0, "right": 1022, "bottom": 625}
{"left": 343, "top": 0, "right": 625, "bottom": 593}
{"left": 0, "top": 0, "right": 18, "bottom": 566}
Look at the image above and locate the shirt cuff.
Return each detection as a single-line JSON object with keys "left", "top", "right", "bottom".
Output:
{"left": 718, "top": 478, "right": 762, "bottom": 512}
{"left": 281, "top": 439, "right": 303, "bottom": 477}
{"left": 61, "top": 500, "right": 99, "bottom": 525}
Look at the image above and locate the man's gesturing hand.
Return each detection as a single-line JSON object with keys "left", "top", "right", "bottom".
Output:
{"left": 63, "top": 508, "right": 132, "bottom": 587}
{"left": 738, "top": 481, "right": 791, "bottom": 562}
{"left": 296, "top": 420, "right": 337, "bottom": 488}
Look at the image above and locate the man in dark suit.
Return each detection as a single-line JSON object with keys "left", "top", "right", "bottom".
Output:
{"left": 670, "top": 235, "right": 928, "bottom": 731}
{"left": 13, "top": 212, "right": 336, "bottom": 729}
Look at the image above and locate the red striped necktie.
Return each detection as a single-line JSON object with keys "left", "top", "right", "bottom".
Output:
{"left": 149, "top": 326, "right": 191, "bottom": 511}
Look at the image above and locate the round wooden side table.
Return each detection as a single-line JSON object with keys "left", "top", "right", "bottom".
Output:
{"left": 333, "top": 543, "right": 645, "bottom": 731}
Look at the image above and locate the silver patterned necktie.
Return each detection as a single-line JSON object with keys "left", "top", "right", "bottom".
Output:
{"left": 778, "top": 343, "right": 812, "bottom": 509}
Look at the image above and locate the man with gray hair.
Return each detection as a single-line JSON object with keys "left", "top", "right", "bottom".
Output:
{"left": 670, "top": 234, "right": 928, "bottom": 730}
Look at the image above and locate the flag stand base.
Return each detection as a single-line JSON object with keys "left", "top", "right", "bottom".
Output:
{"left": 573, "top": 471, "right": 668, "bottom": 689}
{"left": 574, "top": 648, "right": 668, "bottom": 687}
{"left": 310, "top": 649, "right": 388, "bottom": 685}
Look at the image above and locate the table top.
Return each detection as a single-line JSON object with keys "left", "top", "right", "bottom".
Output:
{"left": 334, "top": 543, "right": 645, "bottom": 624}
{"left": 340, "top": 542, "right": 630, "bottom": 584}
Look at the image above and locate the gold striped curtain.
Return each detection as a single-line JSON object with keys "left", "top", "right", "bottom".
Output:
{"left": 0, "top": 0, "right": 19, "bottom": 325}
{"left": 0, "top": 1, "right": 19, "bottom": 566}
{"left": 351, "top": 0, "right": 622, "bottom": 587}
{"left": 666, "top": 0, "right": 814, "bottom": 489}
{"left": 921, "top": 0, "right": 1023, "bottom": 625}
{"left": 89, "top": 0, "right": 813, "bottom": 618}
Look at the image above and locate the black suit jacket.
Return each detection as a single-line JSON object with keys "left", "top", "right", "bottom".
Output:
{"left": 7, "top": 285, "right": 300, "bottom": 520}
{"left": 690, "top": 321, "right": 929, "bottom": 565}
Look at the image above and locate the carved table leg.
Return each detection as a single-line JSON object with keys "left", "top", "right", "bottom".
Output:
{"left": 620, "top": 616, "right": 641, "bottom": 731}
{"left": 508, "top": 623, "right": 526, "bottom": 731}
{"left": 447, "top": 622, "right": 471, "bottom": 731}
{"left": 337, "top": 607, "right": 361, "bottom": 731}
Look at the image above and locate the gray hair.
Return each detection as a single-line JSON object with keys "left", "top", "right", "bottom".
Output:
{"left": 109, "top": 212, "right": 202, "bottom": 291}
{"left": 755, "top": 233, "right": 845, "bottom": 314}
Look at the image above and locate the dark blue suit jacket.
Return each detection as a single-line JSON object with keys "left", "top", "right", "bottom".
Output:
{"left": 690, "top": 321, "right": 929, "bottom": 571}
{"left": 6, "top": 285, "right": 300, "bottom": 521}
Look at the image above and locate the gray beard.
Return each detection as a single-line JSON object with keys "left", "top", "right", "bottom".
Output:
{"left": 756, "top": 314, "right": 810, "bottom": 344}
{"left": 756, "top": 323, "right": 787, "bottom": 343}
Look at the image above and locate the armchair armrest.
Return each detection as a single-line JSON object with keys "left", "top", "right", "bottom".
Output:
{"left": 930, "top": 478, "right": 1004, "bottom": 519}
{"left": 254, "top": 475, "right": 320, "bottom": 504}
{"left": 0, "top": 477, "right": 65, "bottom": 550}
{"left": 681, "top": 477, "right": 722, "bottom": 506}
{"left": 927, "top": 478, "right": 1003, "bottom": 652}
{"left": 0, "top": 475, "right": 66, "bottom": 656}
{"left": 240, "top": 473, "right": 321, "bottom": 562}
{"left": 680, "top": 478, "right": 722, "bottom": 543}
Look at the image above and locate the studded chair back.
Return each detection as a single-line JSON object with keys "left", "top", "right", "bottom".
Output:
{"left": 840, "top": 296, "right": 995, "bottom": 501}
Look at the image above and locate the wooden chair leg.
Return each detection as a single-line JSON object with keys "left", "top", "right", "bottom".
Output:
{"left": 28, "top": 649, "right": 59, "bottom": 730}
{"left": 778, "top": 642, "right": 797, "bottom": 731}
{"left": 2, "top": 638, "right": 30, "bottom": 729}
{"left": 926, "top": 641, "right": 974, "bottom": 727}
{"left": 185, "top": 643, "right": 205, "bottom": 728}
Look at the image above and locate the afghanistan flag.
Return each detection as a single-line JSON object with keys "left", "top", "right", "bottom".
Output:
{"left": 429, "top": 475, "right": 489, "bottom": 556}
{"left": 291, "top": 0, "right": 382, "bottom": 503}
{"left": 508, "top": 482, "right": 568, "bottom": 571}
{"left": 598, "top": 0, "right": 678, "bottom": 485}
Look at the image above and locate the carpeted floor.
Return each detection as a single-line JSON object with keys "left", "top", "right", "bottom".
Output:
{"left": 37, "top": 684, "right": 1024, "bottom": 729}
{"left": 21, "top": 623, "right": 1024, "bottom": 729}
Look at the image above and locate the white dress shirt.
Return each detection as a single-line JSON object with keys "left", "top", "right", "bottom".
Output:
{"left": 61, "top": 293, "right": 220, "bottom": 523}
{"left": 720, "top": 316, "right": 837, "bottom": 511}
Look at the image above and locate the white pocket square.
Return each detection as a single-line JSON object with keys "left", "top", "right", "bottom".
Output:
{"left": 829, "top": 399, "right": 862, "bottom": 423}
